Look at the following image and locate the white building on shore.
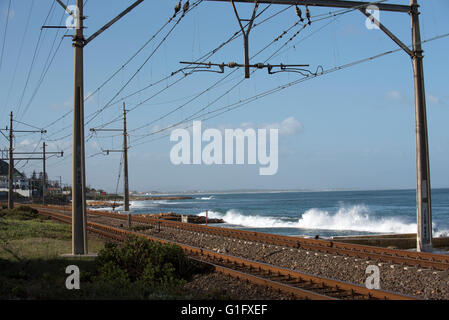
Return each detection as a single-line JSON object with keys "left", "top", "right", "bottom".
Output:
{"left": 0, "top": 160, "right": 31, "bottom": 198}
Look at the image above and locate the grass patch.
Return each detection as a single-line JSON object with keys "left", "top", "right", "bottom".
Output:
{"left": 0, "top": 208, "right": 212, "bottom": 299}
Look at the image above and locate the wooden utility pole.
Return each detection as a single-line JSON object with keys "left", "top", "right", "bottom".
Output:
{"left": 8, "top": 112, "right": 14, "bottom": 209}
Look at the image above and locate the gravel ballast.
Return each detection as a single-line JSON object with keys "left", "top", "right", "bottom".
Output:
{"left": 87, "top": 213, "right": 449, "bottom": 300}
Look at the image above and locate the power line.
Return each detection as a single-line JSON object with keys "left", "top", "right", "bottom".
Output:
{"left": 128, "top": 31, "right": 449, "bottom": 148}
{"left": 126, "top": 0, "right": 388, "bottom": 141}
{"left": 126, "top": 6, "right": 340, "bottom": 138}
{"left": 43, "top": 1, "right": 279, "bottom": 142}
{"left": 3, "top": 0, "right": 35, "bottom": 119}
{"left": 56, "top": 0, "right": 274, "bottom": 136}
{"left": 96, "top": 3, "right": 287, "bottom": 136}
{"left": 0, "top": 0, "right": 12, "bottom": 75}
{"left": 42, "top": 2, "right": 352, "bottom": 166}
{"left": 84, "top": 0, "right": 204, "bottom": 127}
{"left": 43, "top": 0, "right": 203, "bottom": 136}
{"left": 20, "top": 2, "right": 70, "bottom": 121}
{"left": 16, "top": 1, "right": 56, "bottom": 117}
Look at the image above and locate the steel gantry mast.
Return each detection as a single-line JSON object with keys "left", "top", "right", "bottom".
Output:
{"left": 205, "top": 0, "right": 432, "bottom": 251}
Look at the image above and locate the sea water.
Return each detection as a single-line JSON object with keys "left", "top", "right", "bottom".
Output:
{"left": 104, "top": 189, "right": 449, "bottom": 238}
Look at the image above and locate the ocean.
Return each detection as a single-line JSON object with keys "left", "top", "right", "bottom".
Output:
{"left": 102, "top": 189, "right": 449, "bottom": 238}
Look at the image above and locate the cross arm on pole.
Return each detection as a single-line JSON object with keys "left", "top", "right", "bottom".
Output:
{"left": 10, "top": 130, "right": 46, "bottom": 133}
{"left": 12, "top": 152, "right": 63, "bottom": 155}
{"left": 0, "top": 158, "right": 44, "bottom": 161}
{"left": 90, "top": 128, "right": 122, "bottom": 132}
{"left": 205, "top": 0, "right": 411, "bottom": 13}
{"left": 84, "top": 0, "right": 145, "bottom": 46}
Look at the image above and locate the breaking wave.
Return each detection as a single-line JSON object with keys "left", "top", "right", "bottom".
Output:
{"left": 198, "top": 205, "right": 419, "bottom": 234}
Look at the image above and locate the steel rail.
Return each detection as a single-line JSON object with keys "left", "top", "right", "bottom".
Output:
{"left": 37, "top": 208, "right": 416, "bottom": 300}
{"left": 34, "top": 205, "right": 449, "bottom": 270}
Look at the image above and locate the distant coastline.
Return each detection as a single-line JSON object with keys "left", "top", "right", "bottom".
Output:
{"left": 131, "top": 187, "right": 449, "bottom": 197}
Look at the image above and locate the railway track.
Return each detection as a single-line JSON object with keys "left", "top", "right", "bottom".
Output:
{"left": 38, "top": 207, "right": 417, "bottom": 300}
{"left": 34, "top": 205, "right": 449, "bottom": 271}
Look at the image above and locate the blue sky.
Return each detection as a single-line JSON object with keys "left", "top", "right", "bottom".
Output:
{"left": 0, "top": 0, "right": 448, "bottom": 192}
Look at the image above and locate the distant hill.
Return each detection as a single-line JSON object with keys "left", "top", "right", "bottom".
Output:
{"left": 0, "top": 160, "right": 25, "bottom": 178}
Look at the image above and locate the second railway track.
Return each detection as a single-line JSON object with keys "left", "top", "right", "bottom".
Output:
{"left": 33, "top": 204, "right": 449, "bottom": 271}
{"left": 37, "top": 207, "right": 417, "bottom": 300}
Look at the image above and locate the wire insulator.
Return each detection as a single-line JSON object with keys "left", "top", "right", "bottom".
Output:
{"left": 306, "top": 5, "right": 311, "bottom": 25}
{"left": 183, "top": 1, "right": 190, "bottom": 13}
{"left": 174, "top": 1, "right": 181, "bottom": 17}
{"left": 295, "top": 5, "right": 304, "bottom": 22}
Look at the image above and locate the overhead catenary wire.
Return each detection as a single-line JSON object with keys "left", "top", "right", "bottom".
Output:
{"left": 43, "top": 4, "right": 185, "bottom": 131}
{"left": 3, "top": 0, "right": 35, "bottom": 119}
{"left": 127, "top": 31, "right": 449, "bottom": 148}
{"left": 43, "top": 0, "right": 438, "bottom": 169}
{"left": 128, "top": 0, "right": 387, "bottom": 141}
{"left": 0, "top": 0, "right": 12, "bottom": 76}
{"left": 43, "top": 0, "right": 205, "bottom": 146}
{"left": 44, "top": 0, "right": 275, "bottom": 138}
{"left": 84, "top": 0, "right": 204, "bottom": 127}
{"left": 19, "top": 2, "right": 70, "bottom": 121}
{"left": 43, "top": 2, "right": 362, "bottom": 167}
{"left": 122, "top": 4, "right": 297, "bottom": 135}
{"left": 127, "top": 4, "right": 347, "bottom": 138}
{"left": 16, "top": 1, "right": 56, "bottom": 118}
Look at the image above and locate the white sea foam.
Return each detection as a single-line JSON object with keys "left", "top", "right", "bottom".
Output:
{"left": 89, "top": 207, "right": 113, "bottom": 211}
{"left": 296, "top": 205, "right": 416, "bottom": 233}
{"left": 197, "top": 196, "right": 214, "bottom": 200}
{"left": 198, "top": 205, "right": 419, "bottom": 234}
{"left": 198, "top": 210, "right": 297, "bottom": 227}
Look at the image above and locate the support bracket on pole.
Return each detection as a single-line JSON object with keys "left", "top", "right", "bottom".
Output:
{"left": 359, "top": 8, "right": 413, "bottom": 58}
{"left": 230, "top": 0, "right": 259, "bottom": 78}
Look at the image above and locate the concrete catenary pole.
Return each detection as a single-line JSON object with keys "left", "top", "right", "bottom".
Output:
{"left": 123, "top": 103, "right": 129, "bottom": 212}
{"left": 72, "top": 0, "right": 88, "bottom": 255}
{"left": 411, "top": 0, "right": 432, "bottom": 252}
{"left": 8, "top": 111, "right": 14, "bottom": 209}
{"left": 42, "top": 142, "right": 46, "bottom": 206}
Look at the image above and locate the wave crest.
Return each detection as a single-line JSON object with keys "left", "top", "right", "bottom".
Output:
{"left": 198, "top": 205, "right": 418, "bottom": 234}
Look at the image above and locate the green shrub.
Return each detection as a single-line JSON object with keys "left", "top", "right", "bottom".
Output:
{"left": 95, "top": 237, "right": 198, "bottom": 296}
